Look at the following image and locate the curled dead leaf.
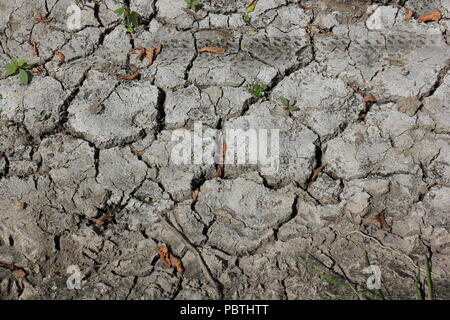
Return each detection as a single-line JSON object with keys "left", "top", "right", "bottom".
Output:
{"left": 95, "top": 216, "right": 113, "bottom": 227}
{"left": 116, "top": 71, "right": 140, "bottom": 80}
{"left": 197, "top": 46, "right": 226, "bottom": 54}
{"left": 157, "top": 247, "right": 171, "bottom": 267}
{"left": 157, "top": 247, "right": 184, "bottom": 278}
{"left": 145, "top": 44, "right": 162, "bottom": 66}
{"left": 192, "top": 189, "right": 200, "bottom": 201}
{"left": 363, "top": 95, "right": 376, "bottom": 104}
{"left": 0, "top": 262, "right": 27, "bottom": 277}
{"left": 146, "top": 49, "right": 155, "bottom": 66}
{"left": 359, "top": 95, "right": 376, "bottom": 120}
{"left": 299, "top": 4, "right": 312, "bottom": 10}
{"left": 307, "top": 165, "right": 325, "bottom": 188}
{"left": 405, "top": 9, "right": 413, "bottom": 21}
{"left": 35, "top": 12, "right": 52, "bottom": 23}
{"left": 12, "top": 269, "right": 26, "bottom": 278}
{"left": 363, "top": 211, "right": 391, "bottom": 230}
{"left": 129, "top": 47, "right": 146, "bottom": 61}
{"left": 170, "top": 255, "right": 184, "bottom": 279}
{"left": 154, "top": 43, "right": 162, "bottom": 55}
{"left": 417, "top": 10, "right": 442, "bottom": 23}
{"left": 53, "top": 50, "right": 65, "bottom": 63}
{"left": 31, "top": 67, "right": 43, "bottom": 74}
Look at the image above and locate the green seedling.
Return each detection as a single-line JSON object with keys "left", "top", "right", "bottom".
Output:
{"left": 415, "top": 257, "right": 434, "bottom": 300}
{"left": 184, "top": 0, "right": 202, "bottom": 11}
{"left": 3, "top": 58, "right": 31, "bottom": 85}
{"left": 113, "top": 0, "right": 139, "bottom": 33}
{"left": 35, "top": 111, "right": 49, "bottom": 122}
{"left": 291, "top": 255, "right": 378, "bottom": 300}
{"left": 243, "top": 0, "right": 257, "bottom": 23}
{"left": 280, "top": 96, "right": 299, "bottom": 112}
{"left": 246, "top": 84, "right": 267, "bottom": 97}
{"left": 74, "top": 0, "right": 86, "bottom": 9}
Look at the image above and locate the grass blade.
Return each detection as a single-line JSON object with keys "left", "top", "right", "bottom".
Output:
{"left": 425, "top": 258, "right": 433, "bottom": 300}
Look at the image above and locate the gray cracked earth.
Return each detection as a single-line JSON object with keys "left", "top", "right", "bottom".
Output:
{"left": 0, "top": 0, "right": 449, "bottom": 300}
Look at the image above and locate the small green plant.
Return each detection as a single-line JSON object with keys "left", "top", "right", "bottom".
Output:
{"left": 292, "top": 255, "right": 378, "bottom": 300}
{"left": 113, "top": 0, "right": 139, "bottom": 33}
{"left": 74, "top": 0, "right": 86, "bottom": 9}
{"left": 3, "top": 58, "right": 31, "bottom": 85}
{"left": 280, "top": 96, "right": 299, "bottom": 112}
{"left": 246, "top": 84, "right": 267, "bottom": 97}
{"left": 184, "top": 0, "right": 202, "bottom": 11}
{"left": 243, "top": 0, "right": 257, "bottom": 23}
{"left": 35, "top": 111, "right": 49, "bottom": 122}
{"left": 415, "top": 257, "right": 434, "bottom": 300}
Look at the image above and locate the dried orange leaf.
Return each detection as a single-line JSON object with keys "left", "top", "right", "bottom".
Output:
{"left": 364, "top": 212, "right": 390, "bottom": 230}
{"left": 299, "top": 4, "right": 312, "bottom": 10}
{"left": 170, "top": 255, "right": 184, "bottom": 279}
{"left": 405, "top": 9, "right": 413, "bottom": 21}
{"left": 197, "top": 46, "right": 226, "bottom": 54}
{"left": 146, "top": 49, "right": 155, "bottom": 66}
{"left": 417, "top": 10, "right": 442, "bottom": 23}
{"left": 35, "top": 12, "right": 52, "bottom": 23}
{"left": 129, "top": 47, "right": 146, "bottom": 60}
{"left": 192, "top": 189, "right": 200, "bottom": 200}
{"left": 31, "top": 67, "right": 43, "bottom": 74}
{"left": 53, "top": 50, "right": 65, "bottom": 63}
{"left": 154, "top": 43, "right": 163, "bottom": 55}
{"left": 307, "top": 165, "right": 325, "bottom": 188}
{"left": 363, "top": 95, "right": 376, "bottom": 103}
{"left": 12, "top": 269, "right": 26, "bottom": 278}
{"left": 116, "top": 71, "right": 139, "bottom": 80}
{"left": 157, "top": 247, "right": 172, "bottom": 267}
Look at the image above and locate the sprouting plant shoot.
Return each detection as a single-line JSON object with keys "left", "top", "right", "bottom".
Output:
{"left": 35, "top": 111, "right": 49, "bottom": 122}
{"left": 184, "top": 0, "right": 202, "bottom": 11}
{"left": 247, "top": 84, "right": 267, "bottom": 97}
{"left": 280, "top": 96, "right": 299, "bottom": 112}
{"left": 415, "top": 257, "right": 434, "bottom": 300}
{"left": 3, "top": 58, "right": 31, "bottom": 85}
{"left": 113, "top": 0, "right": 139, "bottom": 33}
{"left": 243, "top": 0, "right": 258, "bottom": 23}
{"left": 74, "top": 0, "right": 86, "bottom": 9}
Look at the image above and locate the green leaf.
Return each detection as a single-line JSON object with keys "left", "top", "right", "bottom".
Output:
{"left": 243, "top": 14, "right": 251, "bottom": 23}
{"left": 129, "top": 11, "right": 139, "bottom": 27}
{"left": 289, "top": 106, "right": 300, "bottom": 112}
{"left": 11, "top": 57, "right": 18, "bottom": 65}
{"left": 17, "top": 59, "right": 27, "bottom": 67}
{"left": 279, "top": 96, "right": 289, "bottom": 107}
{"left": 4, "top": 63, "right": 18, "bottom": 76}
{"left": 18, "top": 69, "right": 29, "bottom": 85}
{"left": 289, "top": 98, "right": 297, "bottom": 106}
{"left": 114, "top": 7, "right": 126, "bottom": 16}
{"left": 259, "top": 84, "right": 267, "bottom": 91}
{"left": 127, "top": 26, "right": 134, "bottom": 33}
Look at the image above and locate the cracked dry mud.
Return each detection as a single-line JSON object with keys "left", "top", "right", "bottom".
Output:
{"left": 0, "top": 0, "right": 449, "bottom": 300}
